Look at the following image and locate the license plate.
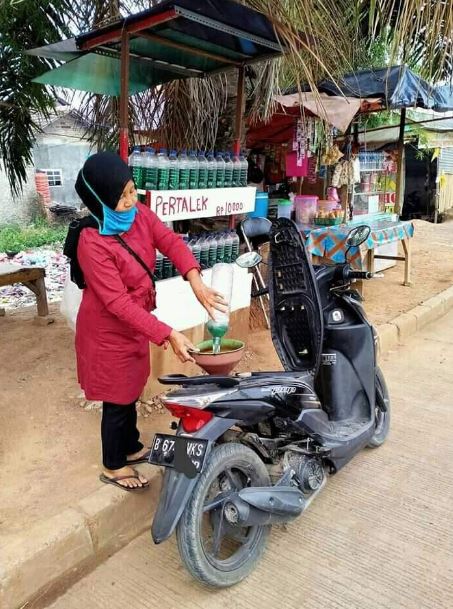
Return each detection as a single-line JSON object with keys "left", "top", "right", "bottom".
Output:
{"left": 149, "top": 433, "right": 208, "bottom": 475}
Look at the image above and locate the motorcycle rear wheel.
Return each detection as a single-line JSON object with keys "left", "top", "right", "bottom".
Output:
{"left": 368, "top": 366, "right": 391, "bottom": 448}
{"left": 176, "top": 442, "right": 271, "bottom": 588}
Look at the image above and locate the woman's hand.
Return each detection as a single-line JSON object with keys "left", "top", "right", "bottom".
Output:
{"left": 186, "top": 269, "right": 228, "bottom": 320}
{"left": 167, "top": 330, "right": 197, "bottom": 364}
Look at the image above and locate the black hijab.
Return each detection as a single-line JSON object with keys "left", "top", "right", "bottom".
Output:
{"left": 74, "top": 151, "right": 133, "bottom": 220}
{"left": 64, "top": 152, "right": 134, "bottom": 288}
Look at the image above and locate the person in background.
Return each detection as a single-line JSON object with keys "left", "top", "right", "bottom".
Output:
{"left": 65, "top": 152, "right": 226, "bottom": 492}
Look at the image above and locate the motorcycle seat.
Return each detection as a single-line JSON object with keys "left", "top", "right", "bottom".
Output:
{"left": 159, "top": 374, "right": 240, "bottom": 388}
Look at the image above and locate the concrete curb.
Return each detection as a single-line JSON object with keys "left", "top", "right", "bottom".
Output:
{"left": 377, "top": 285, "right": 453, "bottom": 355}
{"left": 3, "top": 286, "right": 453, "bottom": 609}
{"left": 0, "top": 464, "right": 160, "bottom": 609}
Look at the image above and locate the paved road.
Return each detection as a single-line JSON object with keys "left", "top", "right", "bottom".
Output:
{"left": 46, "top": 311, "right": 453, "bottom": 609}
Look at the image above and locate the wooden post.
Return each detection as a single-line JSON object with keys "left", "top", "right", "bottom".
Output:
{"left": 233, "top": 66, "right": 245, "bottom": 156}
{"left": 119, "top": 30, "right": 130, "bottom": 162}
{"left": 230, "top": 66, "right": 246, "bottom": 228}
{"left": 395, "top": 107, "right": 406, "bottom": 216}
{"left": 401, "top": 238, "right": 412, "bottom": 286}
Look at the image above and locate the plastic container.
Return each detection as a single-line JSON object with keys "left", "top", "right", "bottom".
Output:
{"left": 294, "top": 195, "right": 318, "bottom": 225}
{"left": 207, "top": 263, "right": 234, "bottom": 354}
{"left": 157, "top": 149, "right": 170, "bottom": 190}
{"left": 327, "top": 187, "right": 340, "bottom": 203}
{"left": 248, "top": 191, "right": 269, "bottom": 218}
{"left": 178, "top": 150, "right": 190, "bottom": 189}
{"left": 215, "top": 152, "right": 226, "bottom": 188}
{"left": 223, "top": 152, "right": 233, "bottom": 188}
{"left": 232, "top": 153, "right": 241, "bottom": 187}
{"left": 197, "top": 152, "right": 208, "bottom": 189}
{"left": 129, "top": 147, "right": 143, "bottom": 189}
{"left": 168, "top": 150, "right": 180, "bottom": 190}
{"left": 144, "top": 148, "right": 158, "bottom": 191}
{"left": 239, "top": 153, "right": 248, "bottom": 187}
{"left": 189, "top": 150, "right": 199, "bottom": 189}
{"left": 277, "top": 199, "right": 293, "bottom": 220}
{"left": 155, "top": 251, "right": 163, "bottom": 280}
{"left": 317, "top": 199, "right": 339, "bottom": 215}
{"left": 206, "top": 152, "right": 217, "bottom": 189}
{"left": 231, "top": 230, "right": 240, "bottom": 261}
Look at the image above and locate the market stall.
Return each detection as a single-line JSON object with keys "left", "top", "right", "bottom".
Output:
{"left": 27, "top": 0, "right": 291, "bottom": 393}
{"left": 245, "top": 66, "right": 453, "bottom": 285}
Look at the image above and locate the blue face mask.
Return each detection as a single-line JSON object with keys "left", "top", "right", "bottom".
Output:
{"left": 81, "top": 170, "right": 137, "bottom": 236}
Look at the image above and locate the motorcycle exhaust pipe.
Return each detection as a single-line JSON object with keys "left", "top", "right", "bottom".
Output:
{"left": 223, "top": 486, "right": 305, "bottom": 527}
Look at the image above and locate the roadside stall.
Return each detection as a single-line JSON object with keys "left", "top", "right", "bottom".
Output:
{"left": 245, "top": 66, "right": 453, "bottom": 287}
{"left": 27, "top": 0, "right": 290, "bottom": 395}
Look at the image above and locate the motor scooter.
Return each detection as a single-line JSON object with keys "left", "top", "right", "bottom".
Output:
{"left": 148, "top": 218, "right": 390, "bottom": 587}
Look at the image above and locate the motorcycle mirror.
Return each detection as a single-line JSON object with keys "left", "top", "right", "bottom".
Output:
{"left": 235, "top": 251, "right": 263, "bottom": 268}
{"left": 346, "top": 225, "right": 371, "bottom": 248}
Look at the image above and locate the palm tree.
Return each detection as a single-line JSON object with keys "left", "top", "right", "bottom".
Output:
{"left": 1, "top": 0, "right": 451, "bottom": 194}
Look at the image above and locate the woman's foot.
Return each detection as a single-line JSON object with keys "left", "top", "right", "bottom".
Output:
{"left": 101, "top": 465, "right": 149, "bottom": 490}
{"left": 126, "top": 446, "right": 151, "bottom": 464}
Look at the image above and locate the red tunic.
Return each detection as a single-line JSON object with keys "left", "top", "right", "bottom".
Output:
{"left": 75, "top": 203, "right": 199, "bottom": 404}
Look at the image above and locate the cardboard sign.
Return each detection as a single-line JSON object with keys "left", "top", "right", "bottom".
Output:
{"left": 146, "top": 187, "right": 256, "bottom": 221}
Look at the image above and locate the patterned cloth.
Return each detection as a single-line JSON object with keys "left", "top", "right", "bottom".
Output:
{"left": 302, "top": 220, "right": 415, "bottom": 269}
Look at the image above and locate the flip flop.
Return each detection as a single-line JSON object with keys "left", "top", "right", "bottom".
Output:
{"left": 126, "top": 448, "right": 151, "bottom": 465}
{"left": 99, "top": 469, "right": 150, "bottom": 492}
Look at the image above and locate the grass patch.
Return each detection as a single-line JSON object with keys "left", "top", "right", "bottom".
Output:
{"left": 0, "top": 219, "right": 67, "bottom": 253}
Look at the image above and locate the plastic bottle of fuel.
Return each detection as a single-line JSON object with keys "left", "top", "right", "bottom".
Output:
{"left": 189, "top": 238, "right": 201, "bottom": 265}
{"left": 178, "top": 150, "right": 190, "bottom": 190}
{"left": 162, "top": 255, "right": 173, "bottom": 279}
{"left": 208, "top": 234, "right": 218, "bottom": 268}
{"left": 189, "top": 150, "right": 199, "bottom": 189}
{"left": 144, "top": 147, "right": 158, "bottom": 190}
{"left": 157, "top": 149, "right": 170, "bottom": 190}
{"left": 206, "top": 152, "right": 217, "bottom": 189}
{"left": 216, "top": 232, "right": 225, "bottom": 263}
{"left": 215, "top": 151, "right": 225, "bottom": 188}
{"left": 232, "top": 152, "right": 242, "bottom": 187}
{"left": 168, "top": 150, "right": 180, "bottom": 190}
{"left": 231, "top": 229, "right": 240, "bottom": 261}
{"left": 155, "top": 251, "right": 163, "bottom": 280}
{"left": 223, "top": 152, "right": 233, "bottom": 188}
{"left": 207, "top": 263, "right": 234, "bottom": 354}
{"left": 199, "top": 234, "right": 210, "bottom": 269}
{"left": 223, "top": 231, "right": 233, "bottom": 263}
{"left": 239, "top": 152, "right": 249, "bottom": 187}
{"left": 129, "top": 147, "right": 143, "bottom": 189}
{"left": 197, "top": 151, "right": 208, "bottom": 189}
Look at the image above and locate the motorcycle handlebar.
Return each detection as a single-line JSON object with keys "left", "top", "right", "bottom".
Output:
{"left": 344, "top": 269, "right": 374, "bottom": 281}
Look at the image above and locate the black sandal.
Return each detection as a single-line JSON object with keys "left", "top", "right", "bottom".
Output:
{"left": 126, "top": 448, "right": 151, "bottom": 465}
{"left": 99, "top": 469, "right": 149, "bottom": 492}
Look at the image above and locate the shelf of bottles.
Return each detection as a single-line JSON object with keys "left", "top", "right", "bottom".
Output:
{"left": 154, "top": 229, "right": 240, "bottom": 281}
{"left": 353, "top": 152, "right": 397, "bottom": 220}
{"left": 130, "top": 147, "right": 249, "bottom": 194}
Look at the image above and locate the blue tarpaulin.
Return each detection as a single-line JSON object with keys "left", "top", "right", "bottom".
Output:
{"left": 310, "top": 66, "right": 453, "bottom": 112}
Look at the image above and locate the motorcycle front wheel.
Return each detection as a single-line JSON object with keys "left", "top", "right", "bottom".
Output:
{"left": 368, "top": 366, "right": 391, "bottom": 448}
{"left": 176, "top": 442, "right": 271, "bottom": 588}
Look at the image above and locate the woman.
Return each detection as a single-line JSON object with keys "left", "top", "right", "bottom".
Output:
{"left": 69, "top": 152, "right": 225, "bottom": 492}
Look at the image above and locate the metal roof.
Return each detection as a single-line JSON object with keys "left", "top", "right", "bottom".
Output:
{"left": 28, "top": 0, "right": 288, "bottom": 96}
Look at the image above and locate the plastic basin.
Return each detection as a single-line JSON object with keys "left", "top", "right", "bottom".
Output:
{"left": 193, "top": 339, "right": 245, "bottom": 375}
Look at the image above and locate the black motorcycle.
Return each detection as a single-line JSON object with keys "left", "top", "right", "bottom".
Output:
{"left": 148, "top": 218, "right": 390, "bottom": 588}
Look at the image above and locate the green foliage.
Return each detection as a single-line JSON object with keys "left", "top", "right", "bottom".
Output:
{"left": 0, "top": 0, "right": 72, "bottom": 195}
{"left": 0, "top": 217, "right": 66, "bottom": 252}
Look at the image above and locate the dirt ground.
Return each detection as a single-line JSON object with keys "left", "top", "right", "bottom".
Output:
{"left": 1, "top": 219, "right": 453, "bottom": 541}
